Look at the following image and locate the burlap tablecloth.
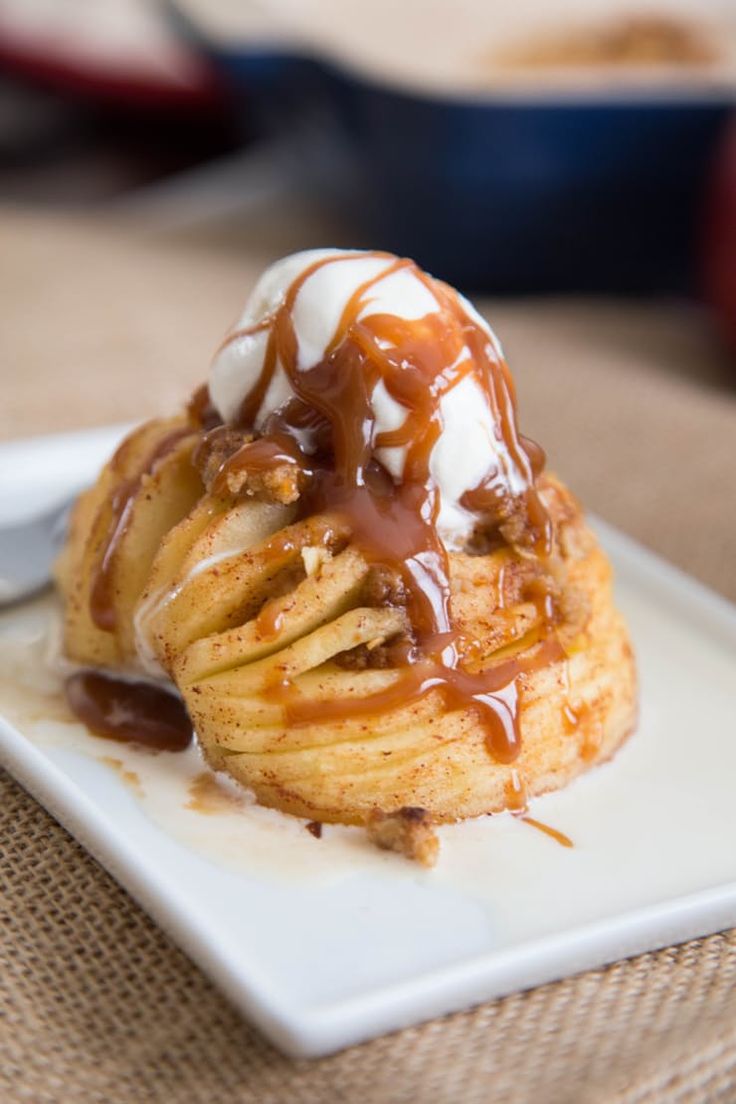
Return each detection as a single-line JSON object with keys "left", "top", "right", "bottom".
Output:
{"left": 2, "top": 208, "right": 735, "bottom": 1103}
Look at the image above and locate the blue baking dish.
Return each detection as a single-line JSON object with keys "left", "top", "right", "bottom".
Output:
{"left": 166, "top": 4, "right": 733, "bottom": 295}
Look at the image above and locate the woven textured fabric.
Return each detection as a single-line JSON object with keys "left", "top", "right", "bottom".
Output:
{"left": 2, "top": 209, "right": 736, "bottom": 1102}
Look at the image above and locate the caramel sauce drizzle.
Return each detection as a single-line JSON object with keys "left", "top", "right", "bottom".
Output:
{"left": 504, "top": 769, "right": 529, "bottom": 813}
{"left": 562, "top": 701, "right": 581, "bottom": 731}
{"left": 216, "top": 252, "right": 557, "bottom": 764}
{"left": 89, "top": 426, "right": 193, "bottom": 632}
{"left": 212, "top": 433, "right": 307, "bottom": 498}
{"left": 255, "top": 600, "right": 286, "bottom": 642}
{"left": 187, "top": 383, "right": 222, "bottom": 431}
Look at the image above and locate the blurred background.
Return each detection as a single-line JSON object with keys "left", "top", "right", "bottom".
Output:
{"left": 1, "top": 0, "right": 735, "bottom": 300}
{"left": 0, "top": 0, "right": 735, "bottom": 594}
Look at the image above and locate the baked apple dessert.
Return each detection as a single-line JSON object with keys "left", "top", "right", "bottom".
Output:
{"left": 56, "top": 250, "right": 636, "bottom": 862}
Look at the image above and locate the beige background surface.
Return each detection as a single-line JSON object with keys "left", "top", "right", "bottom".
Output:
{"left": 1, "top": 206, "right": 736, "bottom": 1102}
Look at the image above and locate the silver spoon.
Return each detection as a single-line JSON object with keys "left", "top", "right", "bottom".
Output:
{"left": 0, "top": 495, "right": 77, "bottom": 608}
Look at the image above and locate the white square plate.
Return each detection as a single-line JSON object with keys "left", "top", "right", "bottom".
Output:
{"left": 1, "top": 426, "right": 735, "bottom": 1058}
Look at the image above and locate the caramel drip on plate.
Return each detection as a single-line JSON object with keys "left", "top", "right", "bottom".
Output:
{"left": 214, "top": 252, "right": 556, "bottom": 762}
{"left": 65, "top": 670, "right": 193, "bottom": 751}
{"left": 523, "top": 816, "right": 574, "bottom": 848}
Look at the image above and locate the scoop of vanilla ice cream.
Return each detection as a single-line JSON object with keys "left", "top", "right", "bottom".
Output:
{"left": 209, "top": 249, "right": 530, "bottom": 550}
